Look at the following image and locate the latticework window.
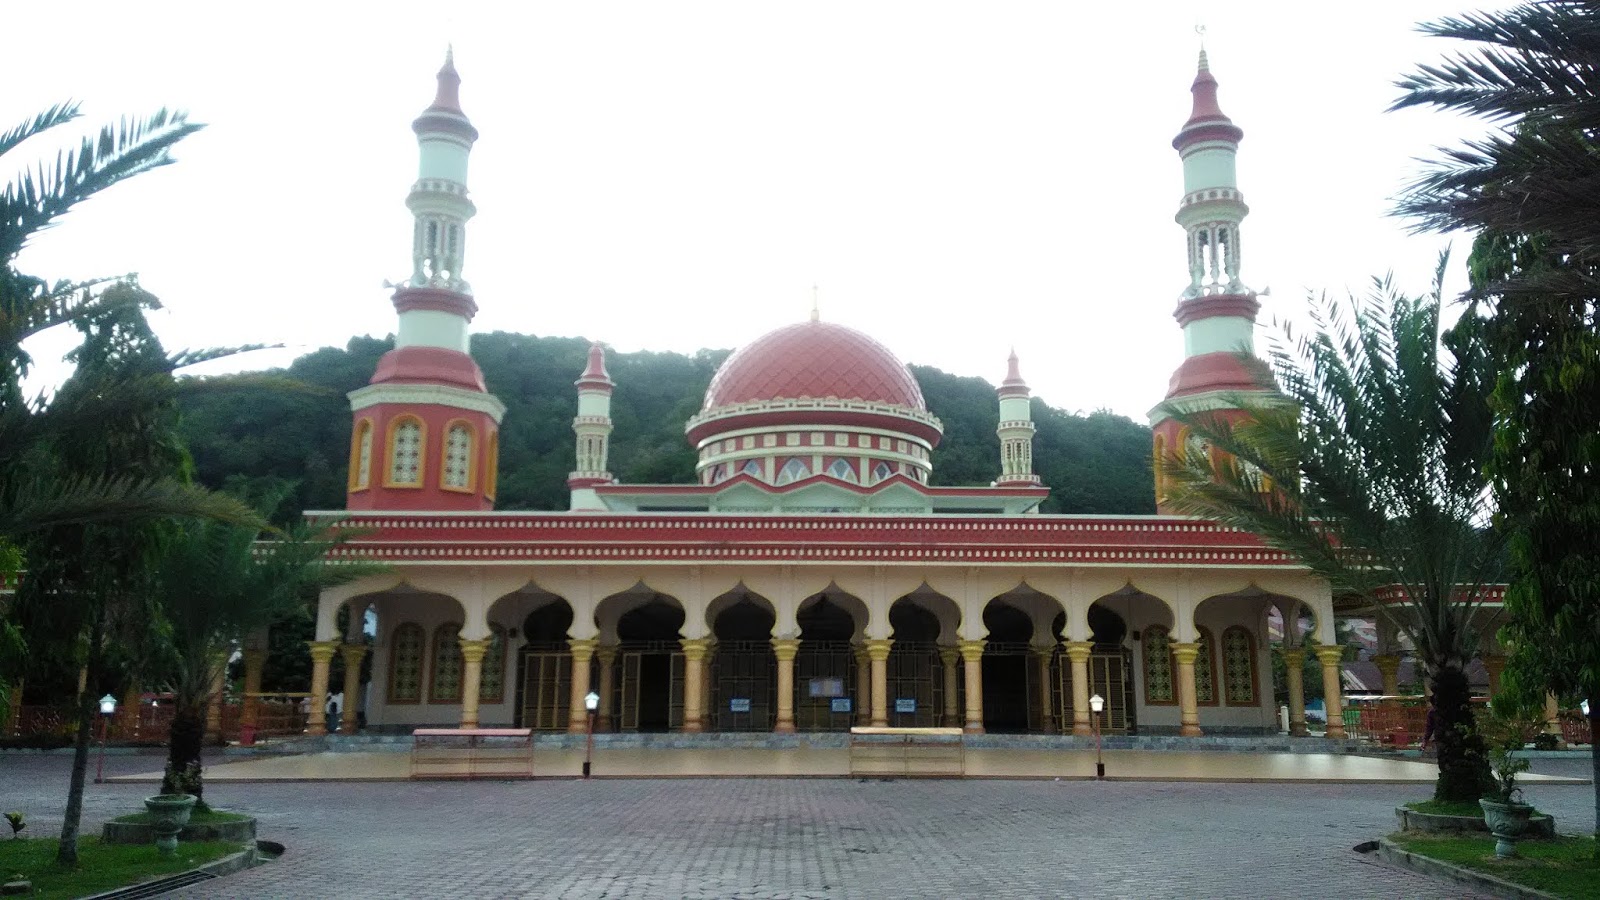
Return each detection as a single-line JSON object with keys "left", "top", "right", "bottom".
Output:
{"left": 827, "top": 459, "right": 858, "bottom": 483}
{"left": 1222, "top": 626, "right": 1256, "bottom": 704}
{"left": 350, "top": 420, "right": 373, "bottom": 491}
{"left": 480, "top": 624, "right": 508, "bottom": 703}
{"left": 1143, "top": 626, "right": 1174, "bottom": 703}
{"left": 871, "top": 461, "right": 894, "bottom": 483}
{"left": 1195, "top": 629, "right": 1216, "bottom": 703}
{"left": 430, "top": 623, "right": 464, "bottom": 702}
{"left": 777, "top": 458, "right": 810, "bottom": 485}
{"left": 443, "top": 422, "right": 473, "bottom": 489}
{"left": 389, "top": 419, "right": 423, "bottom": 485}
{"left": 389, "top": 623, "right": 425, "bottom": 704}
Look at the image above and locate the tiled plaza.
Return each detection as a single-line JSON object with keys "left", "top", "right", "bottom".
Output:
{"left": 3, "top": 753, "right": 1592, "bottom": 898}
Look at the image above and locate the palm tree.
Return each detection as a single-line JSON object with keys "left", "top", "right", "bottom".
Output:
{"left": 1157, "top": 266, "right": 1503, "bottom": 803}
{"left": 1394, "top": 0, "right": 1600, "bottom": 849}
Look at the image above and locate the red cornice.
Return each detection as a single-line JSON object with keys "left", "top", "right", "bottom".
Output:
{"left": 1173, "top": 293, "right": 1258, "bottom": 328}
{"left": 393, "top": 286, "right": 478, "bottom": 320}
{"left": 596, "top": 472, "right": 1049, "bottom": 499}
{"left": 686, "top": 408, "right": 943, "bottom": 447}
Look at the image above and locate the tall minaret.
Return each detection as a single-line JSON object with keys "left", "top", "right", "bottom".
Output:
{"left": 1149, "top": 50, "right": 1278, "bottom": 513}
{"left": 346, "top": 51, "right": 505, "bottom": 512}
{"left": 568, "top": 342, "right": 616, "bottom": 511}
{"left": 995, "top": 350, "right": 1041, "bottom": 487}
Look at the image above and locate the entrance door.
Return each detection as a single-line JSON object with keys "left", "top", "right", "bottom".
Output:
{"left": 517, "top": 650, "right": 571, "bottom": 731}
{"left": 885, "top": 642, "right": 944, "bottom": 727}
{"left": 792, "top": 640, "right": 855, "bottom": 731}
{"left": 981, "top": 642, "right": 1034, "bottom": 733}
{"left": 1057, "top": 647, "right": 1136, "bottom": 734}
{"left": 620, "top": 647, "right": 683, "bottom": 732}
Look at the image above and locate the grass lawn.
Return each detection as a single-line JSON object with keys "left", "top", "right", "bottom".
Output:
{"left": 1392, "top": 833, "right": 1600, "bottom": 899}
{"left": 0, "top": 836, "right": 241, "bottom": 900}
{"left": 109, "top": 808, "right": 250, "bottom": 825}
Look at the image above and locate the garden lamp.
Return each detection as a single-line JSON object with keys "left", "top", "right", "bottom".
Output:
{"left": 583, "top": 690, "right": 600, "bottom": 779}
{"left": 94, "top": 694, "right": 117, "bottom": 784}
{"left": 1088, "top": 693, "right": 1105, "bottom": 780}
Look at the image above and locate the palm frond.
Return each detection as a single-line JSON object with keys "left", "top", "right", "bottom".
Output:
{"left": 0, "top": 475, "right": 260, "bottom": 537}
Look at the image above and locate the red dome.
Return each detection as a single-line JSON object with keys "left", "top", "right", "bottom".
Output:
{"left": 703, "top": 320, "right": 926, "bottom": 411}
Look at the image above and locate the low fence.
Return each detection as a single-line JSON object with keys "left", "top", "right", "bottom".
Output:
{"left": 6, "top": 694, "right": 311, "bottom": 744}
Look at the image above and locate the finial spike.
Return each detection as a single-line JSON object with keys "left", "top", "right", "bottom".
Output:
{"left": 810, "top": 284, "right": 820, "bottom": 322}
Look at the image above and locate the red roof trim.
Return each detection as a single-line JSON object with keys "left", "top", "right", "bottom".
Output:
{"left": 596, "top": 471, "right": 1048, "bottom": 499}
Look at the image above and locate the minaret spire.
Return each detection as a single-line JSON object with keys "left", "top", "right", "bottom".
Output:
{"left": 995, "top": 350, "right": 1040, "bottom": 487}
{"left": 407, "top": 48, "right": 479, "bottom": 295}
{"left": 569, "top": 341, "right": 617, "bottom": 510}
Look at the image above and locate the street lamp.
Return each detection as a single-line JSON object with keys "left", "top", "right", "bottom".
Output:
{"left": 582, "top": 690, "right": 600, "bottom": 779}
{"left": 94, "top": 694, "right": 117, "bottom": 785}
{"left": 1088, "top": 693, "right": 1105, "bottom": 780}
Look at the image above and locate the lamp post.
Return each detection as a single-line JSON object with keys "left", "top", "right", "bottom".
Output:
{"left": 94, "top": 694, "right": 117, "bottom": 784}
{"left": 1088, "top": 693, "right": 1105, "bottom": 780}
{"left": 583, "top": 690, "right": 600, "bottom": 779}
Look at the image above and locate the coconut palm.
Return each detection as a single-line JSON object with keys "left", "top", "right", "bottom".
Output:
{"left": 1394, "top": 0, "right": 1600, "bottom": 848}
{"left": 1157, "top": 265, "right": 1504, "bottom": 803}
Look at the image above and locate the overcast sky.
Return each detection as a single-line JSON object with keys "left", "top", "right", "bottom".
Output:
{"left": 8, "top": 1, "right": 1487, "bottom": 420}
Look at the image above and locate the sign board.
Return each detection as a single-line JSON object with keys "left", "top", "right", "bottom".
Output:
{"left": 830, "top": 697, "right": 853, "bottom": 714}
{"left": 894, "top": 698, "right": 917, "bottom": 714}
{"left": 808, "top": 677, "right": 845, "bottom": 698}
{"left": 728, "top": 698, "right": 751, "bottom": 713}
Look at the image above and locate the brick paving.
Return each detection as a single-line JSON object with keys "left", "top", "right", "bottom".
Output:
{"left": 2, "top": 752, "right": 1591, "bottom": 898}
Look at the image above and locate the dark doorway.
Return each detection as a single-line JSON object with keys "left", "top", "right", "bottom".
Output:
{"left": 618, "top": 598, "right": 685, "bottom": 732}
{"left": 795, "top": 597, "right": 858, "bottom": 731}
{"left": 886, "top": 602, "right": 945, "bottom": 727}
{"left": 982, "top": 603, "right": 1033, "bottom": 733}
{"left": 711, "top": 598, "right": 775, "bottom": 731}
{"left": 515, "top": 602, "right": 575, "bottom": 731}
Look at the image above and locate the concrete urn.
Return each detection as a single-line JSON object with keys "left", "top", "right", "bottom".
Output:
{"left": 1478, "top": 798, "right": 1534, "bottom": 859}
{"left": 143, "top": 794, "right": 197, "bottom": 857}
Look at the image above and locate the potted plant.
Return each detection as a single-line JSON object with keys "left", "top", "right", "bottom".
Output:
{"left": 1478, "top": 704, "right": 1539, "bottom": 859}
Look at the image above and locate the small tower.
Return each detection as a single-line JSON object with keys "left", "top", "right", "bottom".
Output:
{"left": 1150, "top": 50, "right": 1277, "bottom": 513}
{"left": 568, "top": 341, "right": 616, "bottom": 511}
{"left": 995, "top": 350, "right": 1041, "bottom": 487}
{"left": 346, "top": 51, "right": 505, "bottom": 511}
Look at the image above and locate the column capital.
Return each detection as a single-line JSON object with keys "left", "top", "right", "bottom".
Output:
{"left": 957, "top": 639, "right": 986, "bottom": 663}
{"left": 306, "top": 640, "right": 340, "bottom": 663}
{"left": 680, "top": 637, "right": 711, "bottom": 661}
{"left": 1313, "top": 645, "right": 1344, "bottom": 666}
{"left": 568, "top": 637, "right": 599, "bottom": 661}
{"left": 1281, "top": 647, "right": 1307, "bottom": 665}
{"left": 340, "top": 643, "right": 368, "bottom": 665}
{"left": 458, "top": 637, "right": 492, "bottom": 664}
{"left": 596, "top": 644, "right": 619, "bottom": 665}
{"left": 1064, "top": 640, "right": 1093, "bottom": 663}
{"left": 1031, "top": 644, "right": 1057, "bottom": 660}
{"left": 1170, "top": 641, "right": 1200, "bottom": 665}
{"left": 937, "top": 646, "right": 960, "bottom": 666}
{"left": 865, "top": 638, "right": 894, "bottom": 662}
{"left": 770, "top": 638, "right": 800, "bottom": 661}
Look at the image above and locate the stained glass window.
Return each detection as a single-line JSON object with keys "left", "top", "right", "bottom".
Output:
{"left": 389, "top": 419, "right": 423, "bottom": 485}
{"left": 389, "top": 623, "right": 425, "bottom": 704}
{"left": 1195, "top": 629, "right": 1216, "bottom": 703}
{"left": 480, "top": 625, "right": 507, "bottom": 704}
{"left": 871, "top": 461, "right": 893, "bottom": 483}
{"left": 443, "top": 423, "right": 473, "bottom": 489}
{"left": 1222, "top": 627, "right": 1256, "bottom": 704}
{"left": 430, "top": 623, "right": 463, "bottom": 702}
{"left": 1143, "top": 626, "right": 1173, "bottom": 703}
{"left": 741, "top": 459, "right": 763, "bottom": 479}
{"left": 827, "top": 459, "right": 858, "bottom": 483}
{"left": 777, "top": 458, "right": 810, "bottom": 485}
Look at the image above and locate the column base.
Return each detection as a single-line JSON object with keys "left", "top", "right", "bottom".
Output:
{"left": 568, "top": 721, "right": 587, "bottom": 735}
{"left": 596, "top": 715, "right": 611, "bottom": 732}
{"left": 1072, "top": 722, "right": 1092, "bottom": 737}
{"left": 963, "top": 723, "right": 985, "bottom": 735}
{"left": 1179, "top": 724, "right": 1203, "bottom": 737}
{"left": 682, "top": 721, "right": 703, "bottom": 734}
{"left": 870, "top": 717, "right": 888, "bottom": 728}
{"left": 1324, "top": 726, "right": 1347, "bottom": 740}
{"left": 773, "top": 721, "right": 795, "bottom": 734}
{"left": 1289, "top": 723, "right": 1310, "bottom": 737}
{"left": 307, "top": 724, "right": 327, "bottom": 737}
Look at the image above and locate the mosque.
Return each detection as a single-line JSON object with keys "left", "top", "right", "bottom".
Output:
{"left": 286, "top": 49, "right": 1365, "bottom": 744}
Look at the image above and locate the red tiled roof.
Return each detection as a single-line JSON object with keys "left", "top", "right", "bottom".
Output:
{"left": 703, "top": 321, "right": 925, "bottom": 411}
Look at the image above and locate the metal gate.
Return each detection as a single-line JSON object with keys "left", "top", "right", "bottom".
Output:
{"left": 793, "top": 640, "right": 856, "bottom": 731}
{"left": 620, "top": 643, "right": 683, "bottom": 732}
{"left": 517, "top": 650, "right": 571, "bottom": 732}
{"left": 710, "top": 641, "right": 774, "bottom": 731}
{"left": 886, "top": 642, "right": 945, "bottom": 727}
{"left": 1057, "top": 647, "right": 1135, "bottom": 734}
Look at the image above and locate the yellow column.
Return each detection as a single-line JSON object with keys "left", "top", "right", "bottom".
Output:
{"left": 959, "top": 639, "right": 985, "bottom": 735}
{"left": 1483, "top": 655, "right": 1507, "bottom": 699}
{"left": 240, "top": 649, "right": 266, "bottom": 734}
{"left": 1373, "top": 654, "right": 1401, "bottom": 696}
{"left": 340, "top": 644, "right": 366, "bottom": 733}
{"left": 771, "top": 638, "right": 799, "bottom": 733}
{"left": 305, "top": 640, "right": 339, "bottom": 736}
{"left": 1172, "top": 642, "right": 1202, "bottom": 737}
{"left": 1316, "top": 645, "right": 1347, "bottom": 739}
{"left": 1065, "top": 641, "right": 1093, "bottom": 736}
{"left": 938, "top": 646, "right": 961, "bottom": 727}
{"left": 1033, "top": 646, "right": 1055, "bottom": 733}
{"left": 854, "top": 644, "right": 872, "bottom": 725}
{"left": 701, "top": 640, "right": 715, "bottom": 726}
{"left": 680, "top": 638, "right": 709, "bottom": 733}
{"left": 457, "top": 638, "right": 490, "bottom": 729}
{"left": 567, "top": 638, "right": 597, "bottom": 734}
{"left": 595, "top": 645, "right": 617, "bottom": 731}
{"left": 1282, "top": 648, "right": 1309, "bottom": 736}
{"left": 866, "top": 639, "right": 893, "bottom": 727}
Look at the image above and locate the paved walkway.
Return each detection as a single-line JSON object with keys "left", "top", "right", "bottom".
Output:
{"left": 12, "top": 755, "right": 1596, "bottom": 898}
{"left": 105, "top": 746, "right": 1592, "bottom": 784}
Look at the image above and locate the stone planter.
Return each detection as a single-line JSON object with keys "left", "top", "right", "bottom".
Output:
{"left": 103, "top": 814, "right": 257, "bottom": 846}
{"left": 143, "top": 794, "right": 197, "bottom": 857}
{"left": 1478, "top": 798, "right": 1535, "bottom": 859}
{"left": 1394, "top": 805, "right": 1556, "bottom": 839}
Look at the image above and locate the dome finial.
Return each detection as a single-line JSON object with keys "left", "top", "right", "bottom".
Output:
{"left": 810, "top": 284, "right": 820, "bottom": 322}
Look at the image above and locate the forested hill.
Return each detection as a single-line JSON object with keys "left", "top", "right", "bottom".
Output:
{"left": 176, "top": 332, "right": 1156, "bottom": 518}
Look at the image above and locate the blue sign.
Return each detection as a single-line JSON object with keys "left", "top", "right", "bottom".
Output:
{"left": 830, "top": 698, "right": 853, "bottom": 714}
{"left": 729, "top": 698, "right": 751, "bottom": 713}
{"left": 894, "top": 698, "right": 917, "bottom": 714}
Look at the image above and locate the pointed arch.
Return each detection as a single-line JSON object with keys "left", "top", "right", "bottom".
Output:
{"left": 429, "top": 622, "right": 464, "bottom": 703}
{"left": 777, "top": 458, "right": 810, "bottom": 485}
{"left": 871, "top": 461, "right": 894, "bottom": 483}
{"left": 827, "top": 458, "right": 858, "bottom": 483}
{"left": 349, "top": 418, "right": 375, "bottom": 491}
{"left": 741, "top": 459, "right": 764, "bottom": 480}
{"left": 388, "top": 622, "right": 426, "bottom": 704}
{"left": 385, "top": 415, "right": 426, "bottom": 487}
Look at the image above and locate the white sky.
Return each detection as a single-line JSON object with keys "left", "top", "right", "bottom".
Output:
{"left": 7, "top": 1, "right": 1485, "bottom": 420}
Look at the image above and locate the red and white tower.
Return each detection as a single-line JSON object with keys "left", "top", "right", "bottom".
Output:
{"left": 345, "top": 51, "right": 505, "bottom": 511}
{"left": 995, "top": 350, "right": 1041, "bottom": 487}
{"left": 1150, "top": 50, "right": 1277, "bottom": 513}
{"left": 568, "top": 341, "right": 616, "bottom": 511}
